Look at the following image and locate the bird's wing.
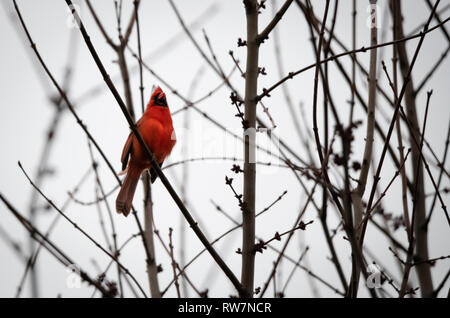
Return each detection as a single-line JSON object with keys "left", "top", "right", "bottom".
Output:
{"left": 120, "top": 119, "right": 144, "bottom": 171}
{"left": 120, "top": 133, "right": 133, "bottom": 171}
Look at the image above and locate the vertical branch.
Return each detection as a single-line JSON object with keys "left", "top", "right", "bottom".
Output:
{"left": 399, "top": 91, "right": 433, "bottom": 297}
{"left": 391, "top": 6, "right": 412, "bottom": 237}
{"left": 242, "top": 0, "right": 259, "bottom": 298}
{"left": 117, "top": 48, "right": 135, "bottom": 119}
{"left": 132, "top": 0, "right": 161, "bottom": 298}
{"left": 391, "top": 0, "right": 433, "bottom": 297}
{"left": 354, "top": 0, "right": 378, "bottom": 236}
{"left": 134, "top": 0, "right": 145, "bottom": 114}
{"left": 142, "top": 176, "right": 161, "bottom": 297}
{"left": 311, "top": 0, "right": 330, "bottom": 166}
{"left": 114, "top": 0, "right": 124, "bottom": 40}
{"left": 349, "top": 0, "right": 357, "bottom": 123}
{"left": 349, "top": 0, "right": 378, "bottom": 296}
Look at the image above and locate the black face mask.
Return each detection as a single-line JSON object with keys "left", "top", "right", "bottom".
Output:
{"left": 154, "top": 93, "right": 168, "bottom": 107}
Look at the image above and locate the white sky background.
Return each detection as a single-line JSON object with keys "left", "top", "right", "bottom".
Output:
{"left": 0, "top": 0, "right": 449, "bottom": 298}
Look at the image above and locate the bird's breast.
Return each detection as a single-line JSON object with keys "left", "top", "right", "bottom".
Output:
{"left": 137, "top": 117, "right": 176, "bottom": 163}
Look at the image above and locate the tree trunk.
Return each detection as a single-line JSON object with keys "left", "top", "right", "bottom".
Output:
{"left": 241, "top": 0, "right": 259, "bottom": 298}
{"left": 143, "top": 172, "right": 161, "bottom": 297}
{"left": 391, "top": 0, "right": 433, "bottom": 297}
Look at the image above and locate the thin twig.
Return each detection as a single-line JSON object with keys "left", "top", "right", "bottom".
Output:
{"left": 256, "top": 0, "right": 294, "bottom": 44}
{"left": 168, "top": 228, "right": 181, "bottom": 298}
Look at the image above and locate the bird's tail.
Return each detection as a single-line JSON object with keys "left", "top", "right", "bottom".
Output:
{"left": 116, "top": 164, "right": 142, "bottom": 217}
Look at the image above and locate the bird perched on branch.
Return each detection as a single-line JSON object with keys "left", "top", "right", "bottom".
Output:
{"left": 116, "top": 86, "right": 176, "bottom": 216}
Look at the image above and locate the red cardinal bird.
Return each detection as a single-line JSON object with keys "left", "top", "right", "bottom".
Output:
{"left": 116, "top": 86, "right": 176, "bottom": 216}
